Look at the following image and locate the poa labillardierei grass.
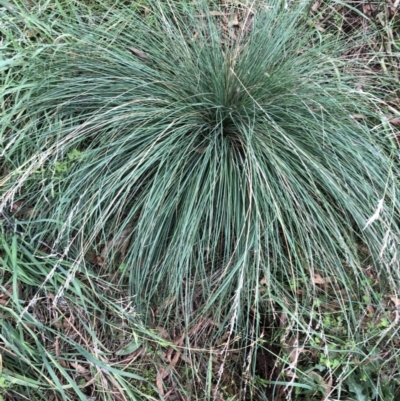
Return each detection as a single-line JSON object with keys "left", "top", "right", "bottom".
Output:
{"left": 1, "top": 0, "right": 400, "bottom": 398}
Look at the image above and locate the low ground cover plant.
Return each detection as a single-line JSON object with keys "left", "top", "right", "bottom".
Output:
{"left": 1, "top": 0, "right": 400, "bottom": 399}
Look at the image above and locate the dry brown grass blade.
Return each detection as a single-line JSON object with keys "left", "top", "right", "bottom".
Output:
{"left": 127, "top": 47, "right": 148, "bottom": 59}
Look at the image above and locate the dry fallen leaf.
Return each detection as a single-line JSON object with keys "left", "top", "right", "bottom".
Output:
{"left": 127, "top": 47, "right": 148, "bottom": 59}
{"left": 362, "top": 4, "right": 377, "bottom": 16}
{"left": 166, "top": 333, "right": 185, "bottom": 363}
{"left": 279, "top": 310, "right": 287, "bottom": 328}
{"left": 313, "top": 273, "right": 333, "bottom": 285}
{"left": 311, "top": 1, "right": 320, "bottom": 12}
{"left": 389, "top": 117, "right": 400, "bottom": 125}
{"left": 314, "top": 24, "right": 325, "bottom": 32}
{"left": 156, "top": 326, "right": 170, "bottom": 339}
{"left": 0, "top": 286, "right": 13, "bottom": 305}
{"left": 156, "top": 370, "right": 165, "bottom": 395}
{"left": 71, "top": 362, "right": 88, "bottom": 374}
{"left": 169, "top": 349, "right": 181, "bottom": 369}
{"left": 59, "top": 359, "right": 68, "bottom": 368}
{"left": 10, "top": 201, "right": 24, "bottom": 212}
{"left": 390, "top": 296, "right": 400, "bottom": 307}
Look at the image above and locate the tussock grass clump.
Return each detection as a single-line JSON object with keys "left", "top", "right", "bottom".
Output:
{"left": 1, "top": 0, "right": 400, "bottom": 398}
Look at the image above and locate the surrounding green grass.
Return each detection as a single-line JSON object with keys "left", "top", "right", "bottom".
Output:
{"left": 0, "top": 228, "right": 170, "bottom": 401}
{"left": 1, "top": 0, "right": 400, "bottom": 400}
